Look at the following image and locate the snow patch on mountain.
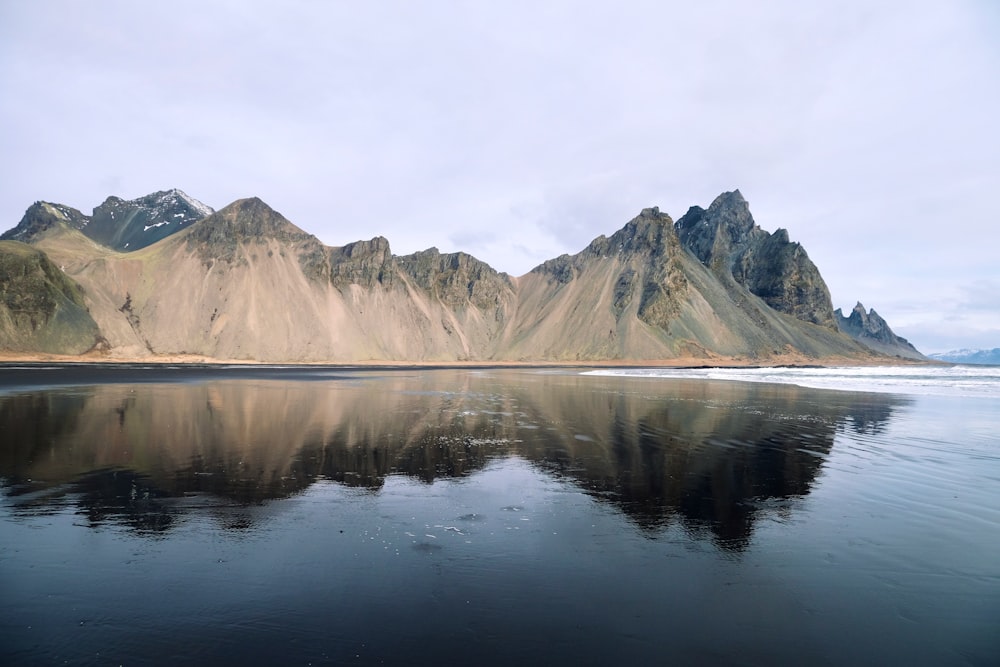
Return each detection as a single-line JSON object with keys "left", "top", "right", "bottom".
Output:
{"left": 171, "top": 189, "right": 214, "bottom": 218}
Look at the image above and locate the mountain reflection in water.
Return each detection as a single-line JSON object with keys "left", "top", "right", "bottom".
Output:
{"left": 0, "top": 369, "right": 906, "bottom": 549}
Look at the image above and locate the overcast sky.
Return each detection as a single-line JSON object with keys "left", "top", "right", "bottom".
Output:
{"left": 1, "top": 1, "right": 997, "bottom": 353}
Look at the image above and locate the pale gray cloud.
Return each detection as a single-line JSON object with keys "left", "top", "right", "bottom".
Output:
{"left": 1, "top": 0, "right": 997, "bottom": 353}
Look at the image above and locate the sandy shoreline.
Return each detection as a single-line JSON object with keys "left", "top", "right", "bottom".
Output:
{"left": 0, "top": 351, "right": 935, "bottom": 368}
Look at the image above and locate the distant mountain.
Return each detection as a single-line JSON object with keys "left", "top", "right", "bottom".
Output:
{"left": 1, "top": 189, "right": 213, "bottom": 252}
{"left": 834, "top": 302, "right": 926, "bottom": 361}
{"left": 928, "top": 348, "right": 1000, "bottom": 365}
{"left": 0, "top": 189, "right": 919, "bottom": 363}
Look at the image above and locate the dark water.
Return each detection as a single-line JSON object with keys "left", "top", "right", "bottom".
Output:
{"left": 0, "top": 367, "right": 997, "bottom": 666}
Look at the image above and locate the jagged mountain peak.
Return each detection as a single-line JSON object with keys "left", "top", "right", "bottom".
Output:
{"left": 676, "top": 190, "right": 759, "bottom": 263}
{"left": 529, "top": 207, "right": 677, "bottom": 285}
{"left": 673, "top": 190, "right": 835, "bottom": 328}
{"left": 676, "top": 190, "right": 751, "bottom": 233}
{"left": 706, "top": 190, "right": 751, "bottom": 226}
{"left": 587, "top": 206, "right": 677, "bottom": 258}
{"left": 836, "top": 302, "right": 893, "bottom": 335}
{"left": 711, "top": 188, "right": 747, "bottom": 207}
{"left": 835, "top": 302, "right": 925, "bottom": 360}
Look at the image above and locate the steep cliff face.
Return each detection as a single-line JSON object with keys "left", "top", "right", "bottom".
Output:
{"left": 675, "top": 192, "right": 762, "bottom": 270}
{"left": 0, "top": 241, "right": 102, "bottom": 353}
{"left": 676, "top": 191, "right": 836, "bottom": 327}
{"left": 508, "top": 202, "right": 870, "bottom": 362}
{"left": 835, "top": 302, "right": 926, "bottom": 360}
{"left": 549, "top": 206, "right": 690, "bottom": 331}
{"left": 397, "top": 248, "right": 514, "bottom": 311}
{"left": 328, "top": 237, "right": 395, "bottom": 289}
{"left": 1, "top": 189, "right": 907, "bottom": 362}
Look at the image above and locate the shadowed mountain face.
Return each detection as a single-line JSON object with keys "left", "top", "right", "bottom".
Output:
{"left": 1, "top": 189, "right": 911, "bottom": 362}
{"left": 0, "top": 241, "right": 102, "bottom": 353}
{"left": 0, "top": 369, "right": 906, "bottom": 549}
{"left": 675, "top": 191, "right": 836, "bottom": 327}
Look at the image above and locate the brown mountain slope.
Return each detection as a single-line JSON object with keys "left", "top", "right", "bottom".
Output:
{"left": 30, "top": 199, "right": 520, "bottom": 361}
{"left": 17, "top": 192, "right": 888, "bottom": 363}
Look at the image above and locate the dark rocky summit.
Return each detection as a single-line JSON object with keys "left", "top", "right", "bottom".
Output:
{"left": 88, "top": 189, "right": 214, "bottom": 251}
{"left": 186, "top": 197, "right": 319, "bottom": 265}
{"left": 595, "top": 207, "right": 688, "bottom": 328}
{"left": 328, "top": 236, "right": 396, "bottom": 289}
{"left": 835, "top": 302, "right": 926, "bottom": 360}
{"left": 1, "top": 202, "right": 90, "bottom": 244}
{"left": 676, "top": 191, "right": 836, "bottom": 327}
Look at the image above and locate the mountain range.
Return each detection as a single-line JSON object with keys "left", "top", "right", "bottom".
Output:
{"left": 928, "top": 348, "right": 1000, "bottom": 365}
{"left": 0, "top": 188, "right": 925, "bottom": 363}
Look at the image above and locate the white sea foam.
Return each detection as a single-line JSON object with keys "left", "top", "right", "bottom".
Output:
{"left": 583, "top": 365, "right": 1000, "bottom": 398}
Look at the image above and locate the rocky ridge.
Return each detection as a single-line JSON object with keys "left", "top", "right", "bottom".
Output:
{"left": 0, "top": 189, "right": 918, "bottom": 363}
{"left": 1, "top": 189, "right": 213, "bottom": 253}
{"left": 834, "top": 302, "right": 925, "bottom": 360}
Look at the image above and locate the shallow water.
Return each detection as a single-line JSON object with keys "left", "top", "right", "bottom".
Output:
{"left": 0, "top": 367, "right": 997, "bottom": 665}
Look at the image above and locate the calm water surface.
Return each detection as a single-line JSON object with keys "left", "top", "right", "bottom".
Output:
{"left": 0, "top": 366, "right": 997, "bottom": 666}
